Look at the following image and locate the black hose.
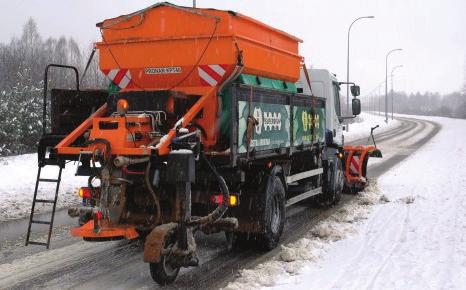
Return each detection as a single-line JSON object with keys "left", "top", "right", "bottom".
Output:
{"left": 188, "top": 154, "right": 229, "bottom": 226}
{"left": 145, "top": 162, "right": 162, "bottom": 225}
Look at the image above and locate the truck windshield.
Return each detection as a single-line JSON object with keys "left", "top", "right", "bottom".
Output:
{"left": 332, "top": 82, "right": 341, "bottom": 117}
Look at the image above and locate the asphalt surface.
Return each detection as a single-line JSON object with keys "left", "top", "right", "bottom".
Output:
{"left": 0, "top": 115, "right": 440, "bottom": 290}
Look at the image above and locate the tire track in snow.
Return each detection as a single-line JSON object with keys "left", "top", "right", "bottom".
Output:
{"left": 350, "top": 118, "right": 415, "bottom": 146}
{"left": 364, "top": 204, "right": 411, "bottom": 290}
{"left": 325, "top": 204, "right": 399, "bottom": 290}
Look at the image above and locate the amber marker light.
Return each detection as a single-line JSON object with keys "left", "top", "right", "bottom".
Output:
{"left": 117, "top": 99, "right": 129, "bottom": 115}
{"left": 229, "top": 195, "right": 238, "bottom": 206}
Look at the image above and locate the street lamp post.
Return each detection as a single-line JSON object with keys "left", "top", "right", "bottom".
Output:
{"left": 391, "top": 65, "right": 403, "bottom": 120}
{"left": 346, "top": 16, "right": 375, "bottom": 115}
{"left": 385, "top": 48, "right": 402, "bottom": 122}
{"left": 378, "top": 84, "right": 381, "bottom": 116}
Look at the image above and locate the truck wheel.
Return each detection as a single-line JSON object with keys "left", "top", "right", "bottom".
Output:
{"left": 321, "top": 159, "right": 344, "bottom": 205}
{"left": 333, "top": 159, "right": 344, "bottom": 203}
{"left": 257, "top": 175, "right": 286, "bottom": 251}
{"left": 149, "top": 234, "right": 180, "bottom": 285}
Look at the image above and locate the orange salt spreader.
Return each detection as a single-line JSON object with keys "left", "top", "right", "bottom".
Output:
{"left": 55, "top": 2, "right": 303, "bottom": 157}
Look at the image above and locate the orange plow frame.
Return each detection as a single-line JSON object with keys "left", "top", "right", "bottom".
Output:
{"left": 343, "top": 145, "right": 377, "bottom": 185}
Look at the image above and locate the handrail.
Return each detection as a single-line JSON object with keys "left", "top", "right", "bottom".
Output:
{"left": 43, "top": 64, "right": 80, "bottom": 135}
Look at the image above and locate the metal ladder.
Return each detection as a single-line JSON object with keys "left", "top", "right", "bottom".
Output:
{"left": 25, "top": 162, "right": 63, "bottom": 249}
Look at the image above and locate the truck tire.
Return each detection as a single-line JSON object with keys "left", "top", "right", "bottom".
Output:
{"left": 321, "top": 159, "right": 344, "bottom": 205}
{"left": 149, "top": 233, "right": 180, "bottom": 285}
{"left": 333, "top": 159, "right": 344, "bottom": 203}
{"left": 257, "top": 175, "right": 286, "bottom": 251}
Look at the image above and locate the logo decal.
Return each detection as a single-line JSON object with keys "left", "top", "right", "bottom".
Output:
{"left": 253, "top": 107, "right": 282, "bottom": 135}
{"left": 253, "top": 107, "right": 263, "bottom": 135}
{"left": 145, "top": 67, "right": 182, "bottom": 74}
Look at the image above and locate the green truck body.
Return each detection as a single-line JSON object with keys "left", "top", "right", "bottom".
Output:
{"left": 220, "top": 74, "right": 326, "bottom": 161}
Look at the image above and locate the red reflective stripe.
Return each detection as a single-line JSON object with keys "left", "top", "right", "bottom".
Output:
{"left": 351, "top": 157, "right": 359, "bottom": 171}
{"left": 199, "top": 77, "right": 211, "bottom": 86}
{"left": 112, "top": 69, "right": 127, "bottom": 85}
{"left": 200, "top": 65, "right": 223, "bottom": 82}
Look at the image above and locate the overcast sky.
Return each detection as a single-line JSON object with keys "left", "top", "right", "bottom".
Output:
{"left": 1, "top": 0, "right": 465, "bottom": 95}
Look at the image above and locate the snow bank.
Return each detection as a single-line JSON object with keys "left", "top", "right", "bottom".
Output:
{"left": 0, "top": 154, "right": 87, "bottom": 221}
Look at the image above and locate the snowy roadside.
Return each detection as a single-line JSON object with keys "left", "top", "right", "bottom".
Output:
{"left": 226, "top": 115, "right": 466, "bottom": 290}
{"left": 344, "top": 111, "right": 400, "bottom": 143}
{"left": 0, "top": 154, "right": 87, "bottom": 222}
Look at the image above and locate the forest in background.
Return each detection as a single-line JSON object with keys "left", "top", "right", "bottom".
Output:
{"left": 0, "top": 19, "right": 465, "bottom": 156}
{"left": 361, "top": 89, "right": 466, "bottom": 119}
{"left": 0, "top": 19, "right": 105, "bottom": 156}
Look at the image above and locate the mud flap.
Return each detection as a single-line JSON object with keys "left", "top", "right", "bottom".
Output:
{"left": 144, "top": 223, "right": 178, "bottom": 263}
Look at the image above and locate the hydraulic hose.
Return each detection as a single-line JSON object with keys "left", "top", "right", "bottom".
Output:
{"left": 145, "top": 161, "right": 162, "bottom": 225}
{"left": 188, "top": 154, "right": 229, "bottom": 226}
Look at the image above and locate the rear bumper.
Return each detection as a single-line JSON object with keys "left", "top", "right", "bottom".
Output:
{"left": 71, "top": 220, "right": 139, "bottom": 240}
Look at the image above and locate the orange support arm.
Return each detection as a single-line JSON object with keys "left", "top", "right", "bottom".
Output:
{"left": 155, "top": 87, "right": 216, "bottom": 155}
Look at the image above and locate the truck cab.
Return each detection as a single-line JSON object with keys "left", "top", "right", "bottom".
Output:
{"left": 297, "top": 68, "right": 360, "bottom": 146}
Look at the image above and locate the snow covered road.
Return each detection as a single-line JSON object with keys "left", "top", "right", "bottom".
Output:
{"left": 0, "top": 114, "right": 443, "bottom": 289}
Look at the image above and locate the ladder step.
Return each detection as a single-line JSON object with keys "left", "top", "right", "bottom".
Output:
{"left": 41, "top": 159, "right": 64, "bottom": 167}
{"left": 27, "top": 241, "right": 48, "bottom": 246}
{"left": 38, "top": 178, "right": 60, "bottom": 183}
{"left": 31, "top": 220, "right": 51, "bottom": 225}
{"left": 35, "top": 199, "right": 55, "bottom": 204}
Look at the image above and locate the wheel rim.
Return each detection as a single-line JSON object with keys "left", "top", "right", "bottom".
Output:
{"left": 271, "top": 195, "right": 281, "bottom": 234}
{"left": 333, "top": 161, "right": 344, "bottom": 196}
{"left": 162, "top": 253, "right": 178, "bottom": 277}
{"left": 337, "top": 162, "right": 344, "bottom": 191}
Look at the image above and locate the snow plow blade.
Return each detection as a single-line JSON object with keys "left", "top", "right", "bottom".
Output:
{"left": 343, "top": 145, "right": 382, "bottom": 193}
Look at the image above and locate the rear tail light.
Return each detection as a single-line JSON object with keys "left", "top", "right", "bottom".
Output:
{"left": 78, "top": 187, "right": 91, "bottom": 199}
{"left": 210, "top": 194, "right": 239, "bottom": 207}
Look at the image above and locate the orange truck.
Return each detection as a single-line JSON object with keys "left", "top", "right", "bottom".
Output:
{"left": 25, "top": 3, "right": 381, "bottom": 285}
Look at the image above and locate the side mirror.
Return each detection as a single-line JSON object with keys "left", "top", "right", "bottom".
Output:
{"left": 352, "top": 98, "right": 361, "bottom": 116}
{"left": 350, "top": 85, "right": 360, "bottom": 97}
